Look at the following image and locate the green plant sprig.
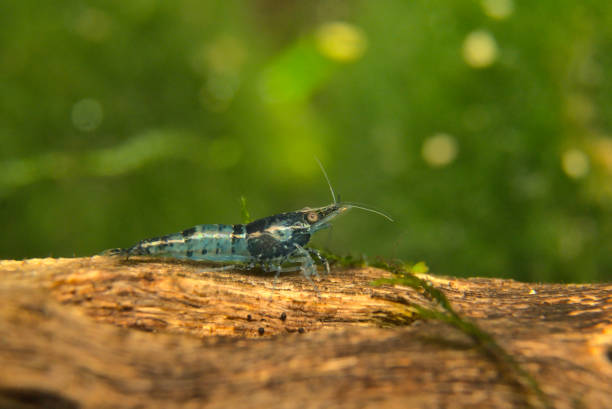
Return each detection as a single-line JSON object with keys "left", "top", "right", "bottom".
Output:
{"left": 370, "top": 260, "right": 552, "bottom": 409}
{"left": 240, "top": 196, "right": 252, "bottom": 224}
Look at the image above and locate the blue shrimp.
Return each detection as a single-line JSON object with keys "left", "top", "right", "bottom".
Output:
{"left": 106, "top": 161, "right": 392, "bottom": 292}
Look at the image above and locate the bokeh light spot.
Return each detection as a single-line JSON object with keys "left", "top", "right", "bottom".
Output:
{"left": 557, "top": 218, "right": 594, "bottom": 260}
{"left": 74, "top": 8, "right": 112, "bottom": 42}
{"left": 422, "top": 133, "right": 459, "bottom": 168}
{"left": 200, "top": 75, "right": 239, "bottom": 112}
{"left": 481, "top": 0, "right": 514, "bottom": 20}
{"left": 205, "top": 35, "right": 247, "bottom": 76}
{"left": 591, "top": 137, "right": 612, "bottom": 173}
{"left": 71, "top": 98, "right": 103, "bottom": 132}
{"left": 462, "top": 30, "right": 498, "bottom": 68}
{"left": 207, "top": 76, "right": 236, "bottom": 101}
{"left": 315, "top": 22, "right": 367, "bottom": 62}
{"left": 562, "top": 149, "right": 589, "bottom": 179}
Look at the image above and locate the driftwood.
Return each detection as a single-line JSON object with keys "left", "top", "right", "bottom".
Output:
{"left": 0, "top": 256, "right": 610, "bottom": 409}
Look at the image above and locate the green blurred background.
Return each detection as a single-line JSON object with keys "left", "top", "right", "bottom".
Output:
{"left": 1, "top": 1, "right": 611, "bottom": 282}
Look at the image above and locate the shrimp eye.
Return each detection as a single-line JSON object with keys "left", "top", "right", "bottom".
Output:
{"left": 307, "top": 212, "right": 319, "bottom": 223}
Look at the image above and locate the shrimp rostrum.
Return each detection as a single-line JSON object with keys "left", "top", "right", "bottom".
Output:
{"left": 106, "top": 162, "right": 392, "bottom": 292}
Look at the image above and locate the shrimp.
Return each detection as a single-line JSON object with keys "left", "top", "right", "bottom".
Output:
{"left": 106, "top": 160, "right": 392, "bottom": 292}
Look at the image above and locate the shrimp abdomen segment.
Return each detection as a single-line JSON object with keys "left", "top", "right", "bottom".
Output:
{"left": 128, "top": 224, "right": 251, "bottom": 262}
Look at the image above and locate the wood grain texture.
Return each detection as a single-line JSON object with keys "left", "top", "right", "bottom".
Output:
{"left": 0, "top": 256, "right": 610, "bottom": 409}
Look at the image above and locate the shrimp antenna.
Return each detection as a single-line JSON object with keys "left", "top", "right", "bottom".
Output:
{"left": 343, "top": 201, "right": 394, "bottom": 222}
{"left": 313, "top": 157, "right": 393, "bottom": 222}
{"left": 314, "top": 156, "right": 337, "bottom": 204}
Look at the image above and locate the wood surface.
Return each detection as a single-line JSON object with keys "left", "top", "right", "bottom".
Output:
{"left": 0, "top": 256, "right": 610, "bottom": 409}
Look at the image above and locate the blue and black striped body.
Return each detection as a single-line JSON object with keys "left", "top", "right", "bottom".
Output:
{"left": 107, "top": 204, "right": 352, "bottom": 291}
{"left": 128, "top": 224, "right": 252, "bottom": 262}
{"left": 119, "top": 209, "right": 329, "bottom": 264}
